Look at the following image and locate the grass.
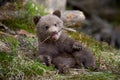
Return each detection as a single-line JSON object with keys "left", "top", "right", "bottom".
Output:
{"left": 0, "top": 34, "right": 54, "bottom": 79}
{"left": 0, "top": 51, "right": 54, "bottom": 80}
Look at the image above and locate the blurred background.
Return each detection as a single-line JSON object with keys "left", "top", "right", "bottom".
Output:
{"left": 0, "top": 0, "right": 120, "bottom": 49}
{"left": 67, "top": 0, "right": 120, "bottom": 49}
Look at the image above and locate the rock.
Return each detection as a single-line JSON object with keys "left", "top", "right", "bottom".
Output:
{"left": 0, "top": 0, "right": 66, "bottom": 20}
{"left": 67, "top": 0, "right": 120, "bottom": 49}
{"left": 0, "top": 10, "right": 25, "bottom": 20}
{"left": 0, "top": 22, "right": 9, "bottom": 31}
{"left": 0, "top": 41, "right": 11, "bottom": 52}
{"left": 79, "top": 16, "right": 120, "bottom": 48}
{"left": 16, "top": 29, "right": 35, "bottom": 38}
{"left": 80, "top": 16, "right": 113, "bottom": 36}
{"left": 0, "top": 22, "right": 16, "bottom": 35}
{"left": 0, "top": 0, "right": 26, "bottom": 20}
{"left": 67, "top": 0, "right": 120, "bottom": 21}
{"left": 35, "top": 0, "right": 66, "bottom": 13}
{"left": 61, "top": 10, "right": 85, "bottom": 27}
{"left": 0, "top": 0, "right": 15, "bottom": 7}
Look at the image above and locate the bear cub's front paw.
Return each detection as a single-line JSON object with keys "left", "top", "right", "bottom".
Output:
{"left": 44, "top": 55, "right": 52, "bottom": 66}
{"left": 38, "top": 55, "right": 52, "bottom": 66}
{"left": 73, "top": 42, "right": 82, "bottom": 51}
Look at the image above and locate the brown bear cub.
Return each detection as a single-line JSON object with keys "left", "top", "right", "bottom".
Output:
{"left": 33, "top": 10, "right": 96, "bottom": 73}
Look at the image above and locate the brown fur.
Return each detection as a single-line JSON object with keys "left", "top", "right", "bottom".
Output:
{"left": 34, "top": 10, "right": 96, "bottom": 73}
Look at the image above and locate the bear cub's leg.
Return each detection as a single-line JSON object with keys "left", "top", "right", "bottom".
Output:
{"left": 73, "top": 48, "right": 96, "bottom": 69}
{"left": 72, "top": 41, "right": 96, "bottom": 69}
{"left": 37, "top": 55, "right": 52, "bottom": 66}
{"left": 52, "top": 55, "right": 76, "bottom": 74}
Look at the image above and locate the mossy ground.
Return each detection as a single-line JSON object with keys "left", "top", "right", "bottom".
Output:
{"left": 0, "top": 1, "right": 120, "bottom": 80}
{"left": 0, "top": 32, "right": 119, "bottom": 80}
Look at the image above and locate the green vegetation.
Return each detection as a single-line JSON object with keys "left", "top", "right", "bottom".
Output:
{"left": 0, "top": 52, "right": 54, "bottom": 79}
{"left": 2, "top": 1, "right": 47, "bottom": 33}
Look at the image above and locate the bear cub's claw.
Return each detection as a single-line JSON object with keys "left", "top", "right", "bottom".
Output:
{"left": 73, "top": 42, "right": 82, "bottom": 51}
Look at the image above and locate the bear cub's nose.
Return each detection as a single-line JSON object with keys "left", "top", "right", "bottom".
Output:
{"left": 51, "top": 31, "right": 58, "bottom": 35}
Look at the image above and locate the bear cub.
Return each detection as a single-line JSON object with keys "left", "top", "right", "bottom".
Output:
{"left": 33, "top": 10, "right": 96, "bottom": 73}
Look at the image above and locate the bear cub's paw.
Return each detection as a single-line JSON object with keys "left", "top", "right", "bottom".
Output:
{"left": 72, "top": 42, "right": 83, "bottom": 51}
{"left": 38, "top": 55, "right": 52, "bottom": 66}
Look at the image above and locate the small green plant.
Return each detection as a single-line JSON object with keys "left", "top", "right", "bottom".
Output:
{"left": 25, "top": 1, "right": 47, "bottom": 17}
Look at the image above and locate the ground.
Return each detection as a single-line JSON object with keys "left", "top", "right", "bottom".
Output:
{"left": 0, "top": 30, "right": 120, "bottom": 80}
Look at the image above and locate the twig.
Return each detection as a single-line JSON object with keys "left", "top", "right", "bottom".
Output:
{"left": 41, "top": 27, "right": 77, "bottom": 43}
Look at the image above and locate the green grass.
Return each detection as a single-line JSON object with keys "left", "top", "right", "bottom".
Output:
{"left": 2, "top": 18, "right": 35, "bottom": 33}
{"left": 0, "top": 51, "right": 54, "bottom": 80}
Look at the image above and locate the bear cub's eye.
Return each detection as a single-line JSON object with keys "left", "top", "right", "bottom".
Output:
{"left": 54, "top": 24, "right": 57, "bottom": 27}
{"left": 45, "top": 26, "right": 49, "bottom": 30}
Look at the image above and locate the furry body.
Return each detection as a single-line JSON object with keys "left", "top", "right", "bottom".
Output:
{"left": 34, "top": 11, "right": 96, "bottom": 73}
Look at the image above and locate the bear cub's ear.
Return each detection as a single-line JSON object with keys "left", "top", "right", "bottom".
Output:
{"left": 53, "top": 10, "right": 61, "bottom": 18}
{"left": 33, "top": 16, "right": 41, "bottom": 25}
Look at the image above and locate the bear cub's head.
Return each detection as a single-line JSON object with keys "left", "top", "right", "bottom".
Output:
{"left": 33, "top": 10, "right": 63, "bottom": 41}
